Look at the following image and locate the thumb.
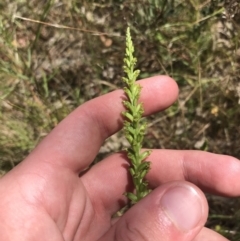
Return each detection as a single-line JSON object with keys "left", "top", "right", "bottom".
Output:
{"left": 101, "top": 181, "right": 208, "bottom": 241}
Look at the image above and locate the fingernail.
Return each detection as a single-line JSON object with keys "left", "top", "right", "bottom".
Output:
{"left": 160, "top": 185, "right": 203, "bottom": 232}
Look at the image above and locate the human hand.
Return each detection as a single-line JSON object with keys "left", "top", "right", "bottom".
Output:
{"left": 0, "top": 76, "right": 239, "bottom": 241}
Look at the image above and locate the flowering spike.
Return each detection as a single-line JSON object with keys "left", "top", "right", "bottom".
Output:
{"left": 122, "top": 27, "right": 151, "bottom": 205}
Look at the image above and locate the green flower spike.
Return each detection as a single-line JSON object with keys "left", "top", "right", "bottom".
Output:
{"left": 122, "top": 27, "right": 151, "bottom": 205}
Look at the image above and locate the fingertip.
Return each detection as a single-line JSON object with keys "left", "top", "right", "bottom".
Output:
{"left": 142, "top": 75, "right": 179, "bottom": 95}
{"left": 154, "top": 75, "right": 179, "bottom": 96}
{"left": 139, "top": 75, "right": 179, "bottom": 114}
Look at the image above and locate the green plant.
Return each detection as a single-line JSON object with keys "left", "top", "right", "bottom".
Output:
{"left": 122, "top": 27, "right": 151, "bottom": 205}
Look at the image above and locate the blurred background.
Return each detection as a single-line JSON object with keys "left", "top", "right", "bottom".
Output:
{"left": 0, "top": 0, "right": 240, "bottom": 239}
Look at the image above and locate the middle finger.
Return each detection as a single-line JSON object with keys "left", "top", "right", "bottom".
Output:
{"left": 81, "top": 150, "right": 240, "bottom": 215}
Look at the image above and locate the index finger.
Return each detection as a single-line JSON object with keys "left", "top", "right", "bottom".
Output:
{"left": 25, "top": 76, "right": 179, "bottom": 172}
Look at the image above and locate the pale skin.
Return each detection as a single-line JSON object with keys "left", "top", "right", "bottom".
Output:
{"left": 0, "top": 76, "right": 239, "bottom": 241}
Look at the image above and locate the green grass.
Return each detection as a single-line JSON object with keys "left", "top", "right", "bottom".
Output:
{"left": 0, "top": 0, "right": 240, "bottom": 239}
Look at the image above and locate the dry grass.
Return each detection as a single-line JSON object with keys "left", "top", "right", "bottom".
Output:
{"left": 0, "top": 0, "right": 240, "bottom": 239}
